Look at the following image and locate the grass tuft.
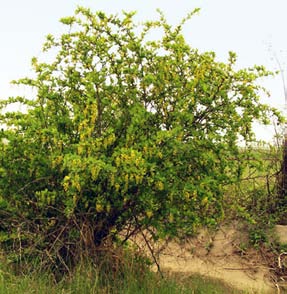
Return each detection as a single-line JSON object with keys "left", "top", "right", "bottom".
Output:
{"left": 0, "top": 256, "right": 248, "bottom": 294}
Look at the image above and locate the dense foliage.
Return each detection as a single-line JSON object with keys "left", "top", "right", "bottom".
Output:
{"left": 0, "top": 7, "right": 281, "bottom": 270}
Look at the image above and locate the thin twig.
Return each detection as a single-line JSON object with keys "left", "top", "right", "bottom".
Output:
{"left": 121, "top": 224, "right": 141, "bottom": 245}
{"left": 16, "top": 176, "right": 52, "bottom": 193}
{"left": 48, "top": 223, "right": 69, "bottom": 254}
{"left": 134, "top": 216, "right": 163, "bottom": 278}
{"left": 278, "top": 252, "right": 287, "bottom": 269}
{"left": 223, "top": 267, "right": 259, "bottom": 270}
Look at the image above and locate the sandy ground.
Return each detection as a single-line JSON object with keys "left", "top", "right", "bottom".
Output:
{"left": 129, "top": 223, "right": 287, "bottom": 293}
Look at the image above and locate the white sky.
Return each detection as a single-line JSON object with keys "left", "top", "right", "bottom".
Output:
{"left": 1, "top": 0, "right": 287, "bottom": 141}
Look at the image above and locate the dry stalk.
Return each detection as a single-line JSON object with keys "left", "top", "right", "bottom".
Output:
{"left": 278, "top": 252, "right": 287, "bottom": 269}
{"left": 133, "top": 216, "right": 163, "bottom": 278}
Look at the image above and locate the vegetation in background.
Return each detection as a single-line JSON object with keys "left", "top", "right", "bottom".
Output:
{"left": 0, "top": 6, "right": 283, "bottom": 283}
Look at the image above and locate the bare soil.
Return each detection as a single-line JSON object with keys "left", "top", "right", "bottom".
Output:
{"left": 129, "top": 222, "right": 287, "bottom": 293}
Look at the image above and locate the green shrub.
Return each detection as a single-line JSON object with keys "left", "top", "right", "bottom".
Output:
{"left": 0, "top": 7, "right": 281, "bottom": 272}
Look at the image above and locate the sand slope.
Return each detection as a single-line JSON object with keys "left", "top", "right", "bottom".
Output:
{"left": 130, "top": 223, "right": 282, "bottom": 293}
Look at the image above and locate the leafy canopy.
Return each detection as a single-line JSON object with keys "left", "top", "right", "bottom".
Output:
{"left": 0, "top": 7, "right": 281, "bottom": 268}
